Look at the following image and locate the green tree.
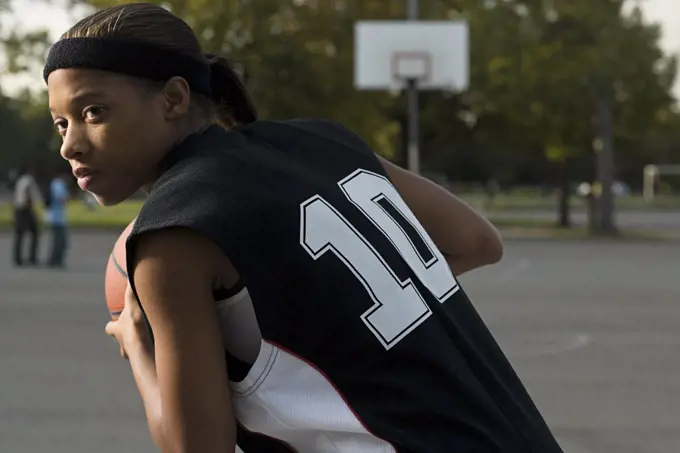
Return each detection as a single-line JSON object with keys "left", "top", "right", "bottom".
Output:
{"left": 19, "top": 0, "right": 679, "bottom": 231}
{"left": 78, "top": 0, "right": 405, "bottom": 157}
{"left": 0, "top": 90, "right": 58, "bottom": 180}
{"left": 1, "top": 0, "right": 60, "bottom": 179}
{"left": 531, "top": 0, "right": 675, "bottom": 231}
{"left": 419, "top": 0, "right": 676, "bottom": 230}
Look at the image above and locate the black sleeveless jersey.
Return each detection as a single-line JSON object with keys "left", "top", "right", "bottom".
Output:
{"left": 126, "top": 120, "right": 563, "bottom": 453}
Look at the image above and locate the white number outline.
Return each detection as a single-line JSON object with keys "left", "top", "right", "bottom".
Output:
{"left": 339, "top": 170, "right": 459, "bottom": 302}
{"left": 300, "top": 169, "right": 459, "bottom": 349}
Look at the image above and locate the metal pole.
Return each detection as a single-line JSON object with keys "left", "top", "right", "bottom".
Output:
{"left": 407, "top": 0, "right": 418, "bottom": 18}
{"left": 594, "top": 86, "right": 616, "bottom": 234}
{"left": 406, "top": 0, "right": 420, "bottom": 174}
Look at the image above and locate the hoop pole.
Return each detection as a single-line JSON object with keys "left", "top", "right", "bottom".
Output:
{"left": 406, "top": 0, "right": 420, "bottom": 174}
{"left": 407, "top": 0, "right": 418, "bottom": 18}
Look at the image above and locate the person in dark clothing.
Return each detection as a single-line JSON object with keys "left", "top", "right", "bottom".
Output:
{"left": 12, "top": 165, "right": 42, "bottom": 266}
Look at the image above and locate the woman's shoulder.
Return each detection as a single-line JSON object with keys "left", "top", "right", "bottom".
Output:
{"left": 246, "top": 118, "right": 356, "bottom": 138}
{"left": 243, "top": 118, "right": 374, "bottom": 157}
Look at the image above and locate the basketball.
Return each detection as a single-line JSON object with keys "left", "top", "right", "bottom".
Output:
{"left": 104, "top": 219, "right": 136, "bottom": 320}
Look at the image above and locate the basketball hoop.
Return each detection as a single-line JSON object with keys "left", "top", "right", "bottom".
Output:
{"left": 353, "top": 20, "right": 469, "bottom": 175}
{"left": 354, "top": 20, "right": 468, "bottom": 91}
{"left": 390, "top": 51, "right": 432, "bottom": 88}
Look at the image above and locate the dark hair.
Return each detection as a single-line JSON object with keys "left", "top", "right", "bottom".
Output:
{"left": 62, "top": 3, "right": 257, "bottom": 128}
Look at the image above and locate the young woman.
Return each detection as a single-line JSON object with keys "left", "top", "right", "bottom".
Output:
{"left": 45, "top": 3, "right": 563, "bottom": 453}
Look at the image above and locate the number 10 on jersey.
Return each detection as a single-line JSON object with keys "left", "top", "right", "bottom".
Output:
{"left": 300, "top": 169, "right": 459, "bottom": 350}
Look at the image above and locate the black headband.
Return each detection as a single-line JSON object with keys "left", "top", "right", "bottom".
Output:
{"left": 43, "top": 37, "right": 212, "bottom": 97}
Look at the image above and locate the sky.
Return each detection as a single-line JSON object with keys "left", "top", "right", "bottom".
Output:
{"left": 1, "top": 0, "right": 680, "bottom": 96}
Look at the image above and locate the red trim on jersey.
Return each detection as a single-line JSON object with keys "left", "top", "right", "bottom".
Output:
{"left": 266, "top": 340, "right": 398, "bottom": 452}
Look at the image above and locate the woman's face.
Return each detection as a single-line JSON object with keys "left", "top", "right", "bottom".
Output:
{"left": 47, "top": 68, "right": 179, "bottom": 205}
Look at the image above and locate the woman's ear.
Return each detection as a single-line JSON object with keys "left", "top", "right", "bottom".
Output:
{"left": 162, "top": 76, "right": 192, "bottom": 119}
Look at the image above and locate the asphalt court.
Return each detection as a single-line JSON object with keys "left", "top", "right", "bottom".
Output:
{"left": 1, "top": 231, "right": 678, "bottom": 453}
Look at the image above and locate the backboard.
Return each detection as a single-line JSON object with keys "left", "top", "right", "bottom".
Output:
{"left": 354, "top": 20, "right": 469, "bottom": 92}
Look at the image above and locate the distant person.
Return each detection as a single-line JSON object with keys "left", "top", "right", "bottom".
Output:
{"left": 12, "top": 165, "right": 42, "bottom": 266}
{"left": 46, "top": 172, "right": 70, "bottom": 267}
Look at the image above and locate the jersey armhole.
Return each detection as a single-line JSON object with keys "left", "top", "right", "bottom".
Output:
{"left": 124, "top": 224, "right": 244, "bottom": 346}
{"left": 214, "top": 279, "right": 246, "bottom": 301}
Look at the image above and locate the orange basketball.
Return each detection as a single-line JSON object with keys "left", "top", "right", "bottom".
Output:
{"left": 104, "top": 218, "right": 136, "bottom": 320}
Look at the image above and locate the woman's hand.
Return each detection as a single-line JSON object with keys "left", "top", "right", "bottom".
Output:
{"left": 105, "top": 284, "right": 152, "bottom": 358}
{"left": 105, "top": 284, "right": 164, "bottom": 449}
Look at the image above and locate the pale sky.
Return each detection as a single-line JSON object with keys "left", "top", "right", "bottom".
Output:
{"left": 1, "top": 0, "right": 680, "bottom": 96}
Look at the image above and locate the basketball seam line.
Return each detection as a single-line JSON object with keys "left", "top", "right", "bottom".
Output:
{"left": 110, "top": 253, "right": 128, "bottom": 278}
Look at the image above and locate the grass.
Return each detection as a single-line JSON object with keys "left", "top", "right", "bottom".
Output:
{"left": 0, "top": 199, "right": 554, "bottom": 230}
{"left": 0, "top": 194, "right": 678, "bottom": 242}
{"left": 0, "top": 200, "right": 143, "bottom": 230}
{"left": 459, "top": 192, "right": 680, "bottom": 211}
{"left": 0, "top": 199, "right": 560, "bottom": 230}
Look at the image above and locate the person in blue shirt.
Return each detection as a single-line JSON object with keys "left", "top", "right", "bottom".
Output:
{"left": 46, "top": 172, "right": 70, "bottom": 267}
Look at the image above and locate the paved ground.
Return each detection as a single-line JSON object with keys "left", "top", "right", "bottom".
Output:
{"left": 490, "top": 209, "right": 680, "bottom": 232}
{"left": 0, "top": 231, "right": 678, "bottom": 453}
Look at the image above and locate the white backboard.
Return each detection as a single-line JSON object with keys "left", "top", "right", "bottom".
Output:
{"left": 354, "top": 20, "right": 469, "bottom": 91}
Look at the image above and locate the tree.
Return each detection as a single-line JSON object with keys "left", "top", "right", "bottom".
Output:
{"left": 2, "top": 0, "right": 676, "bottom": 223}
{"left": 77, "top": 0, "right": 405, "bottom": 157}
{"left": 0, "top": 0, "right": 61, "bottom": 179}
{"left": 531, "top": 0, "right": 675, "bottom": 232}
{"left": 419, "top": 0, "right": 676, "bottom": 230}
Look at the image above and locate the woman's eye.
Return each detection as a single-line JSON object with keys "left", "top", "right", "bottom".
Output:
{"left": 54, "top": 120, "right": 67, "bottom": 134}
{"left": 84, "top": 106, "right": 106, "bottom": 121}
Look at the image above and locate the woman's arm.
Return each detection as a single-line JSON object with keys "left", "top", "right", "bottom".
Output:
{"left": 378, "top": 157, "right": 503, "bottom": 275}
{"left": 106, "top": 285, "right": 164, "bottom": 448}
{"left": 128, "top": 228, "right": 237, "bottom": 453}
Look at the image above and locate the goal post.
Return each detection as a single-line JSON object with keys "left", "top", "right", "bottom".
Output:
{"left": 643, "top": 164, "right": 680, "bottom": 202}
